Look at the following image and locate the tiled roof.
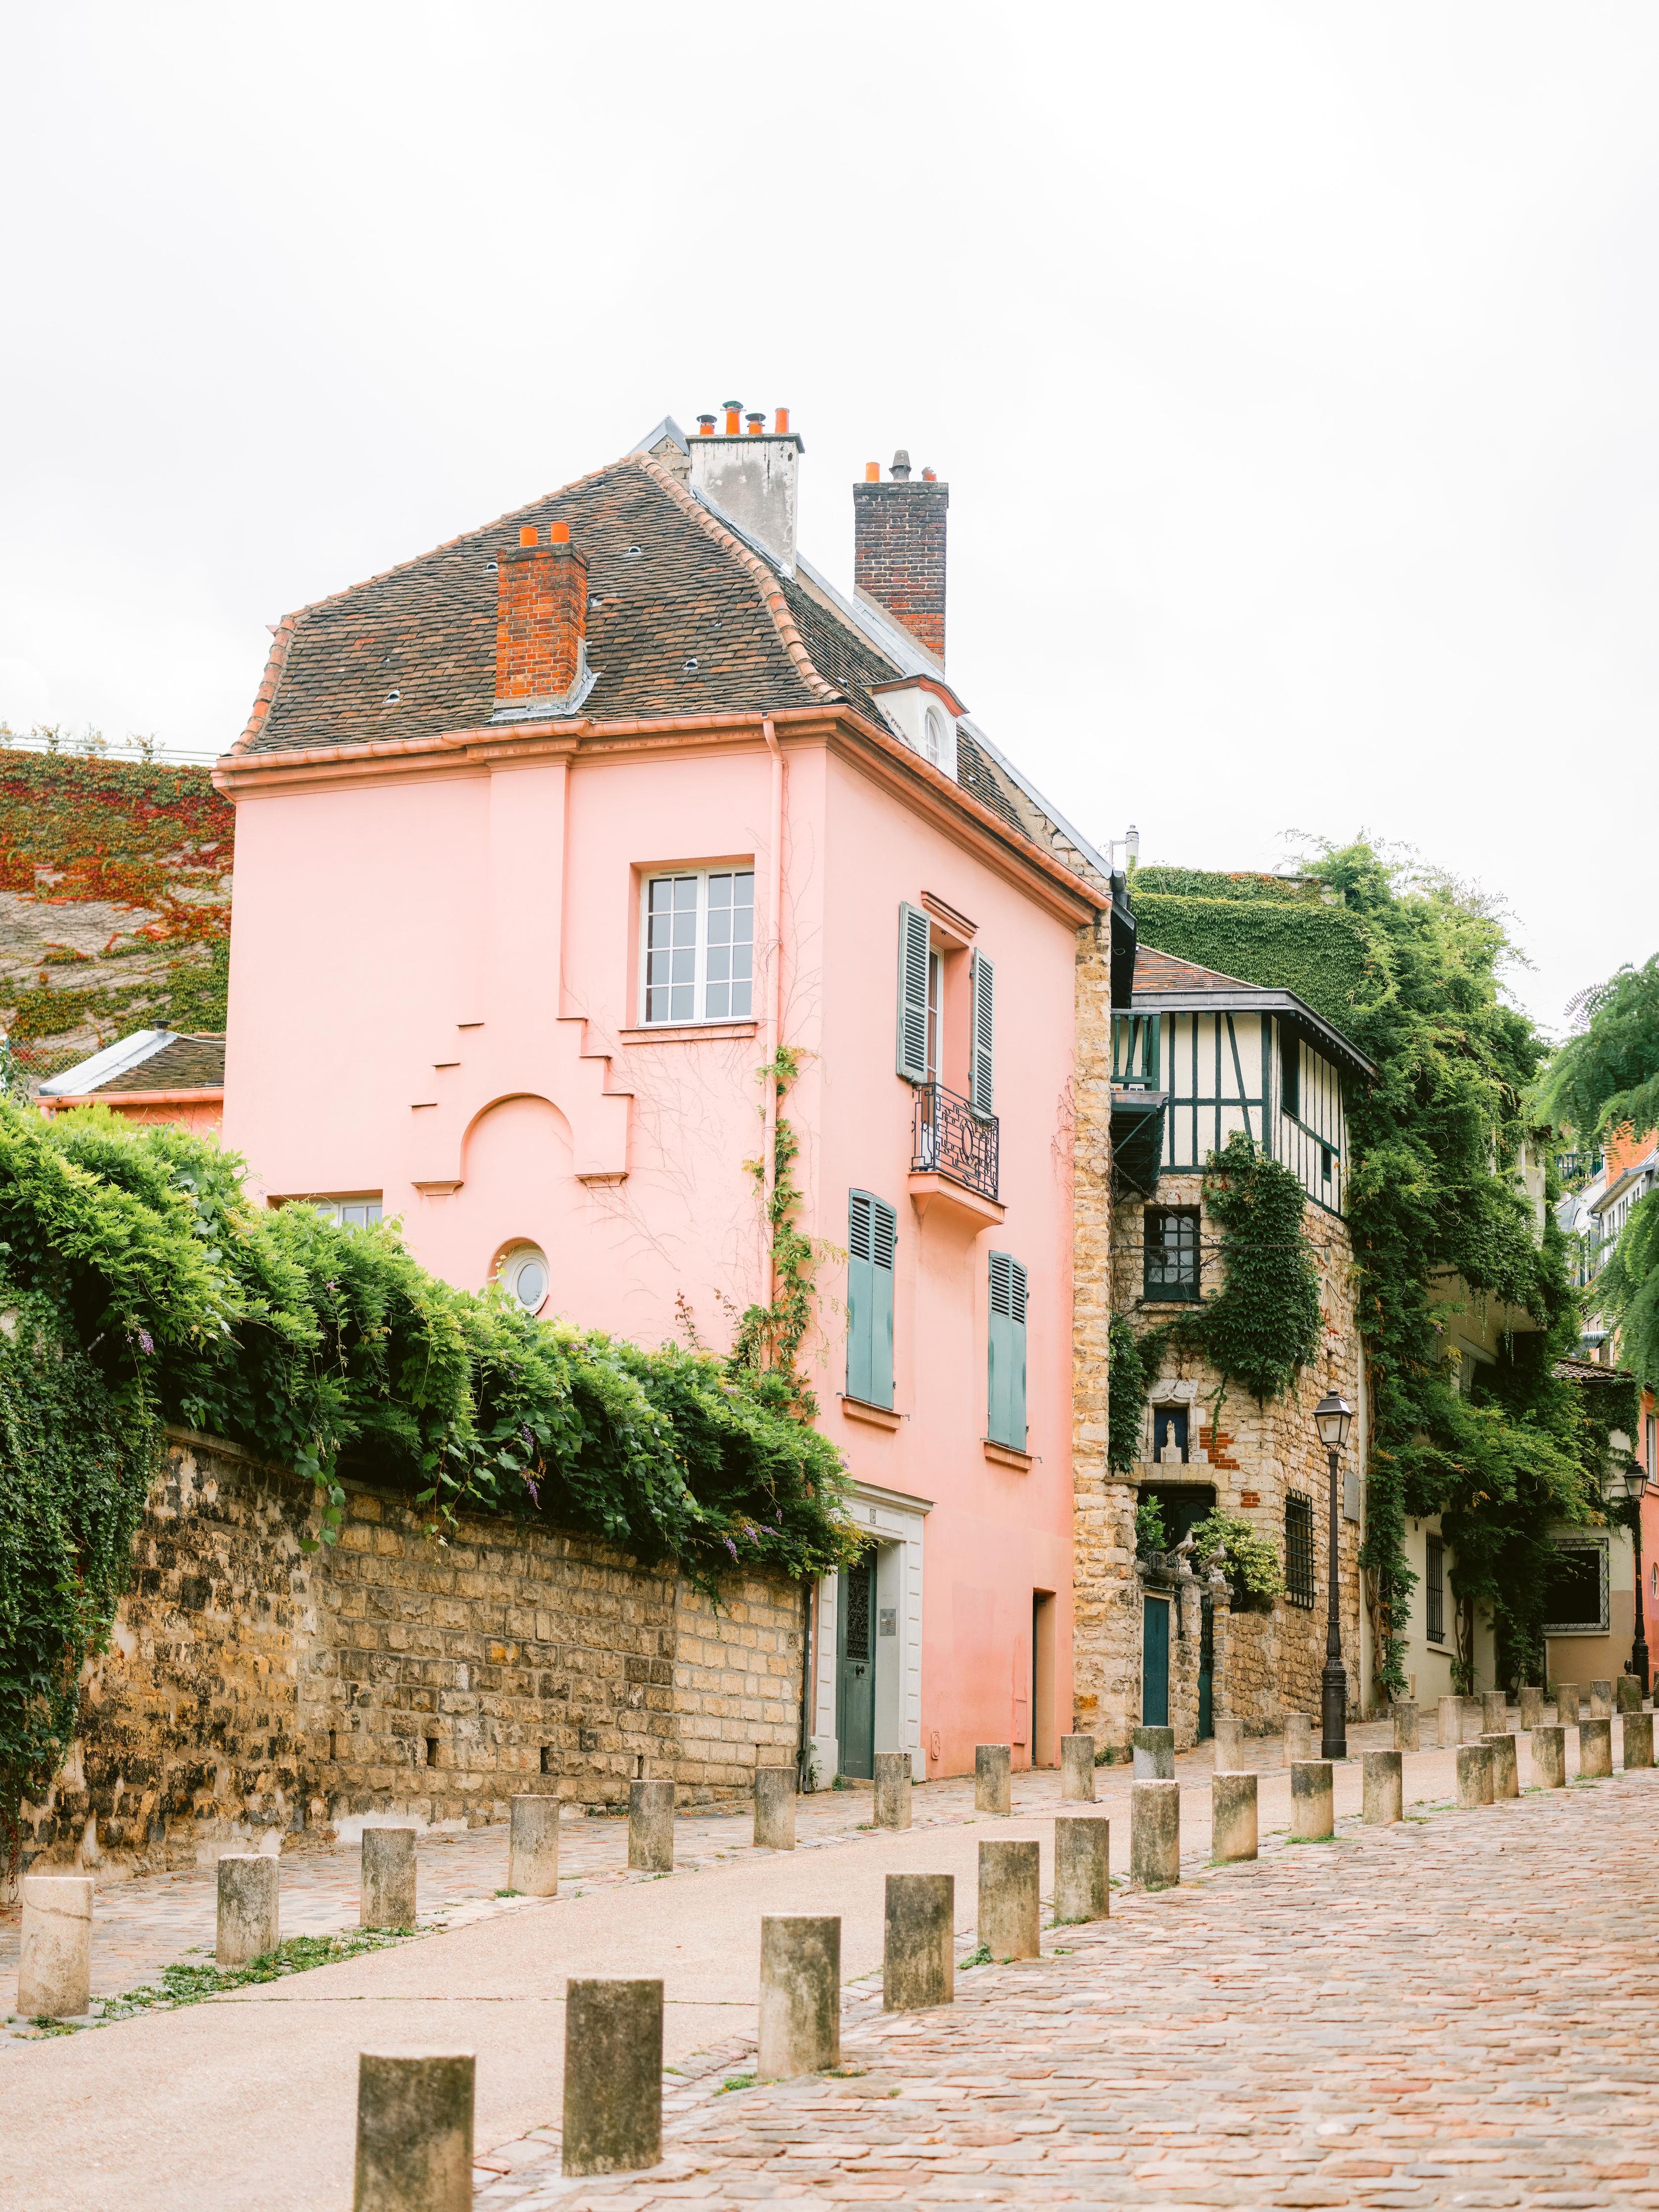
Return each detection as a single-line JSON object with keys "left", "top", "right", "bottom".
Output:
{"left": 1133, "top": 946, "right": 1261, "bottom": 995}
{"left": 1554, "top": 1355, "right": 1635, "bottom": 1383}
{"left": 956, "top": 733, "right": 1030, "bottom": 837}
{"left": 245, "top": 458, "right": 850, "bottom": 757}
{"left": 92, "top": 1033, "right": 225, "bottom": 1093}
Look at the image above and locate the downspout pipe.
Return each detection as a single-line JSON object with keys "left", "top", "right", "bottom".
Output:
{"left": 760, "top": 715, "right": 785, "bottom": 1307}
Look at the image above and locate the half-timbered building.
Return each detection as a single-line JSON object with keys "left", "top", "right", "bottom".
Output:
{"left": 1072, "top": 940, "right": 1376, "bottom": 1751}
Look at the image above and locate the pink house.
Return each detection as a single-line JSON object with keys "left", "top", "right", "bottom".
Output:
{"left": 218, "top": 408, "right": 1105, "bottom": 1785}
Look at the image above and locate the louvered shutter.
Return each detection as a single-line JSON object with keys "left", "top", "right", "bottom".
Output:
{"left": 987, "top": 1250, "right": 1028, "bottom": 1449}
{"left": 897, "top": 904, "right": 931, "bottom": 1083}
{"left": 846, "top": 1191, "right": 897, "bottom": 1409}
{"left": 970, "top": 948, "right": 995, "bottom": 1115}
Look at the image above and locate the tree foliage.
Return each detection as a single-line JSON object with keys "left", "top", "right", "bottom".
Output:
{"left": 1532, "top": 954, "right": 1659, "bottom": 1146}
{"left": 1299, "top": 843, "right": 1596, "bottom": 1694}
{"left": 0, "top": 1103, "right": 857, "bottom": 1859}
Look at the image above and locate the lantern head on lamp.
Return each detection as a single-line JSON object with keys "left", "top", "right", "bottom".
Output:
{"left": 1604, "top": 1430, "right": 1648, "bottom": 1505}
{"left": 1313, "top": 1391, "right": 1354, "bottom": 1452}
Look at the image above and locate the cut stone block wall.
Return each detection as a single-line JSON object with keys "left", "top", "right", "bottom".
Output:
{"left": 17, "top": 1429, "right": 804, "bottom": 1881}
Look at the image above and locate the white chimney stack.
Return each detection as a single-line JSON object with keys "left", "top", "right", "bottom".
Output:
{"left": 688, "top": 403, "right": 804, "bottom": 575}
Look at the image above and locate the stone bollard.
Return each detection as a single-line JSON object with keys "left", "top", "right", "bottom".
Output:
{"left": 1054, "top": 1815, "right": 1110, "bottom": 1921}
{"left": 361, "top": 1829, "right": 418, "bottom": 1930}
{"left": 1617, "top": 1674, "right": 1643, "bottom": 1714}
{"left": 1481, "top": 1691, "right": 1509, "bottom": 1735}
{"left": 872, "top": 1752, "right": 912, "bottom": 1833}
{"left": 1290, "top": 1760, "right": 1334, "bottom": 1842}
{"left": 628, "top": 1779, "right": 675, "bottom": 1873}
{"left": 882, "top": 1873, "right": 954, "bottom": 2011}
{"left": 1132, "top": 1725, "right": 1175, "bottom": 1779}
{"left": 754, "top": 1764, "right": 797, "bottom": 1850}
{"left": 1580, "top": 1716, "right": 1613, "bottom": 1778}
{"left": 1590, "top": 1679, "right": 1614, "bottom": 1720}
{"left": 1456, "top": 1743, "right": 1494, "bottom": 1808}
{"left": 1363, "top": 1749, "right": 1403, "bottom": 1825}
{"left": 1211, "top": 1717, "right": 1246, "bottom": 1773}
{"left": 974, "top": 1744, "right": 1012, "bottom": 1815}
{"left": 1060, "top": 1734, "right": 1097, "bottom": 1800}
{"left": 1519, "top": 1685, "right": 1544, "bottom": 1730}
{"left": 757, "top": 1915, "right": 840, "bottom": 2080}
{"left": 562, "top": 1979, "right": 663, "bottom": 2176}
{"left": 1284, "top": 1713, "right": 1313, "bottom": 1764}
{"left": 1462, "top": 1697, "right": 1487, "bottom": 1743}
{"left": 1392, "top": 1701, "right": 1419, "bottom": 1752}
{"left": 1624, "top": 1710, "right": 1656, "bottom": 1770}
{"left": 1556, "top": 1682, "right": 1580, "bottom": 1726}
{"left": 1435, "top": 1695, "right": 1462, "bottom": 1751}
{"left": 978, "top": 1838, "right": 1041, "bottom": 1960}
{"left": 216, "top": 1853, "right": 279, "bottom": 1965}
{"left": 1130, "top": 1778, "right": 1181, "bottom": 1889}
{"left": 17, "top": 1875, "right": 93, "bottom": 2019}
{"left": 353, "top": 2050, "right": 474, "bottom": 2212}
{"left": 1211, "top": 1772, "right": 1258, "bottom": 1862}
{"left": 1531, "top": 1723, "right": 1567, "bottom": 1788}
{"left": 509, "top": 1795, "right": 560, "bottom": 1895}
{"left": 1480, "top": 1732, "right": 1519, "bottom": 1798}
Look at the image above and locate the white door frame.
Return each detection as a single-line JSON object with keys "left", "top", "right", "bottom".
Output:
{"left": 809, "top": 1479, "right": 931, "bottom": 1785}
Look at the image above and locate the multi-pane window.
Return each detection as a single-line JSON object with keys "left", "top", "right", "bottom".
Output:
{"left": 315, "top": 1198, "right": 383, "bottom": 1229}
{"left": 1425, "top": 1534, "right": 1445, "bottom": 1643}
{"left": 1144, "top": 1207, "right": 1200, "bottom": 1301}
{"left": 1284, "top": 1492, "right": 1315, "bottom": 1609}
{"left": 643, "top": 868, "right": 754, "bottom": 1024}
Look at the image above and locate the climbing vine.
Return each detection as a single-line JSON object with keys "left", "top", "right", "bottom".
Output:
{"left": 0, "top": 736, "right": 231, "bottom": 1076}
{"left": 728, "top": 1048, "right": 824, "bottom": 1417}
{"left": 1192, "top": 1133, "right": 1323, "bottom": 1403}
{"left": 0, "top": 1101, "right": 856, "bottom": 1862}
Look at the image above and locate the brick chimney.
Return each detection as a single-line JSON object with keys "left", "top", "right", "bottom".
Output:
{"left": 687, "top": 403, "right": 804, "bottom": 575}
{"left": 493, "top": 521, "right": 592, "bottom": 720}
{"left": 853, "top": 449, "right": 948, "bottom": 664}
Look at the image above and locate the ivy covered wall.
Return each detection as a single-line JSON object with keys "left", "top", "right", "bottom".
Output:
{"left": 0, "top": 741, "right": 231, "bottom": 1079}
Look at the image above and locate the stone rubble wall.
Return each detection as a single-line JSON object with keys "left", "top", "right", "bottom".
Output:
{"left": 17, "top": 1429, "right": 804, "bottom": 1881}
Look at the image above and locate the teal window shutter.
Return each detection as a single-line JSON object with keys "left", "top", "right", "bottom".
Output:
{"left": 987, "top": 1250, "right": 1027, "bottom": 1448}
{"left": 847, "top": 1190, "right": 897, "bottom": 1408}
{"left": 970, "top": 947, "right": 995, "bottom": 1114}
{"left": 897, "top": 904, "right": 931, "bottom": 1082}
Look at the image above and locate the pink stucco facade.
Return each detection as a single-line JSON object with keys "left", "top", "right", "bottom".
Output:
{"left": 218, "top": 443, "right": 1100, "bottom": 1788}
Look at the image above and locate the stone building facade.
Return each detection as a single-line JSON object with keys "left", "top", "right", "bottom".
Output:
{"left": 16, "top": 1430, "right": 806, "bottom": 1882}
{"left": 1071, "top": 931, "right": 1373, "bottom": 1751}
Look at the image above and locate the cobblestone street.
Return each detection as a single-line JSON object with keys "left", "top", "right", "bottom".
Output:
{"left": 521, "top": 1759, "right": 1659, "bottom": 2212}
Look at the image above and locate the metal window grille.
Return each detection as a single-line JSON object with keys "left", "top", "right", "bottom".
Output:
{"left": 1425, "top": 1535, "right": 1445, "bottom": 1644}
{"left": 1284, "top": 1492, "right": 1316, "bottom": 1609}
{"left": 1144, "top": 1207, "right": 1200, "bottom": 1301}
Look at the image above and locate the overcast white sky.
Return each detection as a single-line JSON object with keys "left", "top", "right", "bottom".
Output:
{"left": 3, "top": 2, "right": 1655, "bottom": 1035}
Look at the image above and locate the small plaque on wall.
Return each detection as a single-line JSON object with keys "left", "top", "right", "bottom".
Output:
{"left": 878, "top": 1608, "right": 897, "bottom": 1637}
{"left": 1239, "top": 1490, "right": 1260, "bottom": 1508}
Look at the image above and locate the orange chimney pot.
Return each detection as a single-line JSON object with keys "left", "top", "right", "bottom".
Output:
{"left": 549, "top": 521, "right": 570, "bottom": 543}
{"left": 724, "top": 400, "right": 742, "bottom": 435}
{"left": 775, "top": 407, "right": 790, "bottom": 434}
{"left": 519, "top": 525, "right": 538, "bottom": 546}
{"left": 865, "top": 461, "right": 880, "bottom": 482}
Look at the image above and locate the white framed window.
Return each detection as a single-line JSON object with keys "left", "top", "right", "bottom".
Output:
{"left": 499, "top": 1243, "right": 550, "bottom": 1314}
{"left": 922, "top": 706, "right": 946, "bottom": 764}
{"left": 314, "top": 1197, "right": 383, "bottom": 1229}
{"left": 641, "top": 866, "right": 755, "bottom": 1024}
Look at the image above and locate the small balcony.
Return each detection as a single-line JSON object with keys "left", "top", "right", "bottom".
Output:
{"left": 1557, "top": 1150, "right": 1604, "bottom": 1193}
{"left": 910, "top": 1083, "right": 1001, "bottom": 1226}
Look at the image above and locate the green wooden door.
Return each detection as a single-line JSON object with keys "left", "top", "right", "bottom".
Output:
{"left": 1142, "top": 1595, "right": 1170, "bottom": 1728}
{"left": 836, "top": 1553, "right": 877, "bottom": 1779}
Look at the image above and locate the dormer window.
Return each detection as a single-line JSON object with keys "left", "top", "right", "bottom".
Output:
{"left": 922, "top": 706, "right": 946, "bottom": 765}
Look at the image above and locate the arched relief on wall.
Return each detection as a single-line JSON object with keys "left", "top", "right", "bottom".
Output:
{"left": 409, "top": 1014, "right": 631, "bottom": 1192}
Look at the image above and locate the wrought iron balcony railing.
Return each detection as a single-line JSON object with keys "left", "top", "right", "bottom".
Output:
{"left": 912, "top": 1082, "right": 999, "bottom": 1203}
{"left": 1557, "top": 1149, "right": 1604, "bottom": 1193}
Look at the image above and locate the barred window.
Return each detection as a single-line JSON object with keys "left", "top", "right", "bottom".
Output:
{"left": 1144, "top": 1207, "right": 1200, "bottom": 1301}
{"left": 1284, "top": 1492, "right": 1315, "bottom": 1609}
{"left": 1425, "top": 1534, "right": 1445, "bottom": 1644}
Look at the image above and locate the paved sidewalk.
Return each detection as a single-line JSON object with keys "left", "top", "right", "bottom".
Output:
{"left": 2, "top": 1716, "right": 1421, "bottom": 2017}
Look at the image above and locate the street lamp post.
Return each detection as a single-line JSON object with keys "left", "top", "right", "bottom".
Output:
{"left": 1314, "top": 1389, "right": 1355, "bottom": 1761}
{"left": 1605, "top": 1431, "right": 1650, "bottom": 1696}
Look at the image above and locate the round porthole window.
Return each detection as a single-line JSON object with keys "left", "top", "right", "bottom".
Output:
{"left": 499, "top": 1243, "right": 550, "bottom": 1314}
